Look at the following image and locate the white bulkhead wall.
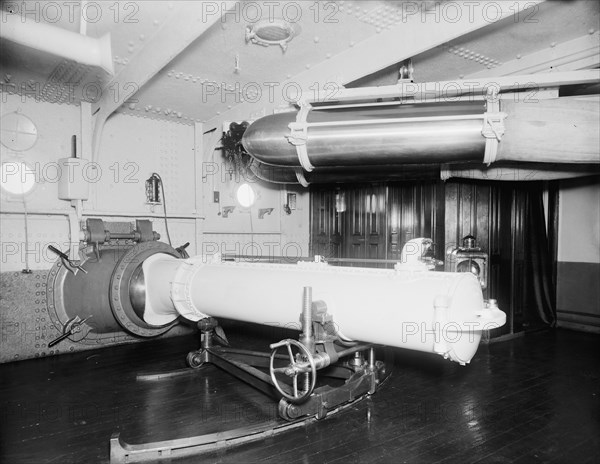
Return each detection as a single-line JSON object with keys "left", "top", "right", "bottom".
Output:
{"left": 199, "top": 121, "right": 310, "bottom": 261}
{"left": 0, "top": 93, "right": 311, "bottom": 272}
{"left": 0, "top": 93, "right": 193, "bottom": 271}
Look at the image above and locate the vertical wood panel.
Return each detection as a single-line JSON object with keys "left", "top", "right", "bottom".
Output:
{"left": 343, "top": 185, "right": 387, "bottom": 262}
{"left": 310, "top": 188, "right": 341, "bottom": 259}
{"left": 434, "top": 182, "right": 446, "bottom": 261}
{"left": 445, "top": 183, "right": 458, "bottom": 257}
{"left": 387, "top": 182, "right": 440, "bottom": 263}
{"left": 311, "top": 182, "right": 441, "bottom": 266}
{"left": 488, "top": 186, "right": 501, "bottom": 311}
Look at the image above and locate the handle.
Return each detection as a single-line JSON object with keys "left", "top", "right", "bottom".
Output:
{"left": 47, "top": 245, "right": 88, "bottom": 274}
{"left": 48, "top": 331, "right": 72, "bottom": 348}
{"left": 176, "top": 242, "right": 190, "bottom": 259}
{"left": 48, "top": 245, "right": 70, "bottom": 261}
{"left": 48, "top": 315, "right": 92, "bottom": 348}
{"left": 71, "top": 134, "right": 77, "bottom": 158}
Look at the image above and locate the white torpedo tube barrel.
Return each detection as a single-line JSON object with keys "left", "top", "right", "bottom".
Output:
{"left": 140, "top": 245, "right": 505, "bottom": 365}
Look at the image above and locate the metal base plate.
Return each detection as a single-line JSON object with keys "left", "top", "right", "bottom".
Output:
{"left": 110, "top": 394, "right": 366, "bottom": 463}
{"left": 109, "top": 346, "right": 391, "bottom": 463}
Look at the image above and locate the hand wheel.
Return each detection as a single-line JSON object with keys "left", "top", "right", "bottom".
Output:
{"left": 269, "top": 339, "right": 316, "bottom": 403}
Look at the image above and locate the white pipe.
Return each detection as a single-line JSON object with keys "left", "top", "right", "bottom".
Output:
{"left": 441, "top": 166, "right": 600, "bottom": 181}
{"left": 303, "top": 70, "right": 600, "bottom": 103}
{"left": 0, "top": 208, "right": 202, "bottom": 220}
{"left": 1, "top": 14, "right": 114, "bottom": 75}
{"left": 142, "top": 254, "right": 506, "bottom": 365}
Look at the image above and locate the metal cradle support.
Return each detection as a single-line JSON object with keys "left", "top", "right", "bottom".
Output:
{"left": 109, "top": 287, "right": 390, "bottom": 463}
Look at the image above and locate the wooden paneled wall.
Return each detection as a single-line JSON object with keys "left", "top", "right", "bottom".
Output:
{"left": 310, "top": 180, "right": 552, "bottom": 337}
{"left": 311, "top": 182, "right": 444, "bottom": 263}
{"left": 445, "top": 181, "right": 530, "bottom": 337}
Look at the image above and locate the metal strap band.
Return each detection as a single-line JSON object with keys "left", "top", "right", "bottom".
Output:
{"left": 287, "top": 102, "right": 315, "bottom": 172}
{"left": 481, "top": 98, "right": 507, "bottom": 165}
{"left": 294, "top": 168, "right": 310, "bottom": 187}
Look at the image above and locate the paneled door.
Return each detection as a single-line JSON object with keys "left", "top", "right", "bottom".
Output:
{"left": 311, "top": 189, "right": 343, "bottom": 259}
{"left": 343, "top": 185, "right": 387, "bottom": 261}
{"left": 310, "top": 182, "right": 444, "bottom": 264}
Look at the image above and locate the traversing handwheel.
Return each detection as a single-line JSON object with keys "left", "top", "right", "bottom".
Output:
{"left": 269, "top": 339, "right": 316, "bottom": 403}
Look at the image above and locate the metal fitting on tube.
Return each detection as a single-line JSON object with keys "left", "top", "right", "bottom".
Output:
{"left": 300, "top": 286, "right": 314, "bottom": 354}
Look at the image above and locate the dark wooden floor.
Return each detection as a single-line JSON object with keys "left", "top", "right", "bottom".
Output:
{"left": 1, "top": 325, "right": 599, "bottom": 464}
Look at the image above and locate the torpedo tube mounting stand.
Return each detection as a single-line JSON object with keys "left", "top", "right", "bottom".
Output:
{"left": 110, "top": 284, "right": 390, "bottom": 463}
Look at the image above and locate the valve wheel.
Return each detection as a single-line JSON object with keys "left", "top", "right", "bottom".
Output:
{"left": 269, "top": 339, "right": 316, "bottom": 403}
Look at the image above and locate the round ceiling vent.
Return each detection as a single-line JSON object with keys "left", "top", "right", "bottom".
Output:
{"left": 246, "top": 20, "right": 300, "bottom": 52}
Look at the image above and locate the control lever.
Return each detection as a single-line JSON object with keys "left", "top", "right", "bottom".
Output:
{"left": 176, "top": 242, "right": 190, "bottom": 259}
{"left": 47, "top": 245, "right": 88, "bottom": 274}
{"left": 48, "top": 315, "right": 93, "bottom": 347}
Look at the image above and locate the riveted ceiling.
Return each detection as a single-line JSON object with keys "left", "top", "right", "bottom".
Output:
{"left": 1, "top": 0, "right": 598, "bottom": 127}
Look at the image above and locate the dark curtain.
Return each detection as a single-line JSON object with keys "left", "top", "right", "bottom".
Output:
{"left": 524, "top": 184, "right": 557, "bottom": 327}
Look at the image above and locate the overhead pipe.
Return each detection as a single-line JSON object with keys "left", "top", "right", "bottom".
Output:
{"left": 242, "top": 97, "right": 599, "bottom": 175}
{"left": 247, "top": 159, "right": 441, "bottom": 186}
{"left": 248, "top": 157, "right": 598, "bottom": 187}
{"left": 1, "top": 13, "right": 114, "bottom": 74}
{"left": 442, "top": 163, "right": 600, "bottom": 182}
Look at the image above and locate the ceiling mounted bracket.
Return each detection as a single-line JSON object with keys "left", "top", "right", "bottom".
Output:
{"left": 287, "top": 102, "right": 314, "bottom": 172}
{"left": 482, "top": 90, "right": 507, "bottom": 165}
{"left": 398, "top": 59, "right": 414, "bottom": 82}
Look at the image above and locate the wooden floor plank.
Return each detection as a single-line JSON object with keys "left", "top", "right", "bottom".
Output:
{"left": 1, "top": 328, "right": 599, "bottom": 464}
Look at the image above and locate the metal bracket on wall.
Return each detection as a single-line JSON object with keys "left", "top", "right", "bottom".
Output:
{"left": 135, "top": 220, "right": 155, "bottom": 242}
{"left": 85, "top": 218, "right": 106, "bottom": 260}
